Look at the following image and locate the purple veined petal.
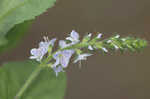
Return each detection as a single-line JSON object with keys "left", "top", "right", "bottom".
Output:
{"left": 97, "top": 33, "right": 102, "bottom": 38}
{"left": 60, "top": 50, "right": 75, "bottom": 68}
{"left": 53, "top": 50, "right": 74, "bottom": 68}
{"left": 53, "top": 51, "right": 61, "bottom": 59}
{"left": 59, "top": 40, "right": 68, "bottom": 48}
{"left": 35, "top": 48, "right": 45, "bottom": 61}
{"left": 88, "top": 45, "right": 94, "bottom": 50}
{"left": 39, "top": 37, "right": 56, "bottom": 48}
{"left": 30, "top": 48, "right": 38, "bottom": 55}
{"left": 60, "top": 56, "right": 69, "bottom": 68}
{"left": 70, "top": 30, "right": 79, "bottom": 40}
{"left": 53, "top": 66, "right": 63, "bottom": 76}
{"left": 29, "top": 47, "right": 47, "bottom": 61}
{"left": 39, "top": 53, "right": 45, "bottom": 60}
{"left": 52, "top": 58, "right": 60, "bottom": 67}
{"left": 39, "top": 47, "right": 48, "bottom": 54}
{"left": 39, "top": 41, "right": 46, "bottom": 47}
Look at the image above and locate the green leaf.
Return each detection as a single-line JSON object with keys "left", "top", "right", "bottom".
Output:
{"left": 0, "top": 36, "right": 8, "bottom": 46}
{"left": 0, "top": 20, "right": 33, "bottom": 54}
{"left": 0, "top": 0, "right": 56, "bottom": 45}
{"left": 0, "top": 60, "right": 66, "bottom": 99}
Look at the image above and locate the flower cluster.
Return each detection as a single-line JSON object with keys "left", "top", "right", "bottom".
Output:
{"left": 30, "top": 30, "right": 147, "bottom": 76}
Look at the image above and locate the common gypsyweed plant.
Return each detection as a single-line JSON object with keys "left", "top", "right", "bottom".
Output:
{"left": 14, "top": 30, "right": 147, "bottom": 99}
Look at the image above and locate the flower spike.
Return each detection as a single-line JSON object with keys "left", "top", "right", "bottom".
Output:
{"left": 30, "top": 30, "right": 147, "bottom": 76}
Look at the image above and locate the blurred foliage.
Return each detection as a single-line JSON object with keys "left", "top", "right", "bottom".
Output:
{"left": 0, "top": 20, "right": 33, "bottom": 54}
{"left": 0, "top": 0, "right": 56, "bottom": 47}
{"left": 0, "top": 60, "right": 66, "bottom": 99}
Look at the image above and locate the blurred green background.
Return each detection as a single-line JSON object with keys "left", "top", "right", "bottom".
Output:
{"left": 0, "top": 0, "right": 150, "bottom": 99}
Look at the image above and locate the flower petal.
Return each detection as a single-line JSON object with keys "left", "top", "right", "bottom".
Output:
{"left": 29, "top": 56, "right": 37, "bottom": 59}
{"left": 60, "top": 50, "right": 74, "bottom": 68}
{"left": 70, "top": 30, "right": 79, "bottom": 40}
{"left": 53, "top": 51, "right": 61, "bottom": 59}
{"left": 74, "top": 53, "right": 92, "bottom": 63}
{"left": 97, "top": 33, "right": 102, "bottom": 38}
{"left": 53, "top": 66, "right": 63, "bottom": 76}
{"left": 102, "top": 47, "right": 108, "bottom": 52}
{"left": 88, "top": 45, "right": 94, "bottom": 50}
{"left": 49, "top": 38, "right": 57, "bottom": 46}
{"left": 30, "top": 48, "right": 38, "bottom": 55}
{"left": 59, "top": 40, "right": 68, "bottom": 48}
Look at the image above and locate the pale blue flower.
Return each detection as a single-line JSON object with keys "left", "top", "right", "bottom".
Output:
{"left": 59, "top": 40, "right": 69, "bottom": 48}
{"left": 29, "top": 47, "right": 47, "bottom": 61}
{"left": 39, "top": 37, "right": 56, "bottom": 50}
{"left": 74, "top": 53, "right": 92, "bottom": 63}
{"left": 30, "top": 37, "right": 56, "bottom": 61}
{"left": 53, "top": 50, "right": 75, "bottom": 68}
{"left": 97, "top": 33, "right": 102, "bottom": 38}
{"left": 53, "top": 65, "right": 64, "bottom": 76}
{"left": 66, "top": 30, "right": 80, "bottom": 44}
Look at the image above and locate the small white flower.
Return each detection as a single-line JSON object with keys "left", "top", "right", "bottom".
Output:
{"left": 97, "top": 33, "right": 102, "bottom": 38}
{"left": 74, "top": 53, "right": 92, "bottom": 63}
{"left": 59, "top": 40, "right": 70, "bottom": 48}
{"left": 30, "top": 36, "right": 56, "bottom": 61}
{"left": 113, "top": 44, "right": 119, "bottom": 50}
{"left": 39, "top": 37, "right": 56, "bottom": 50}
{"left": 107, "top": 40, "right": 112, "bottom": 43}
{"left": 121, "top": 38, "right": 126, "bottom": 41}
{"left": 115, "top": 35, "right": 120, "bottom": 38}
{"left": 107, "top": 40, "right": 119, "bottom": 50}
{"left": 29, "top": 47, "right": 47, "bottom": 61}
{"left": 66, "top": 30, "right": 80, "bottom": 44}
{"left": 53, "top": 50, "right": 75, "bottom": 68}
{"left": 88, "top": 45, "right": 94, "bottom": 50}
{"left": 102, "top": 47, "right": 108, "bottom": 53}
{"left": 88, "top": 33, "right": 92, "bottom": 37}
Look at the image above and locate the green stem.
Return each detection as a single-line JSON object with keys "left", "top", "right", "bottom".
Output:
{"left": 14, "top": 40, "right": 100, "bottom": 99}
{"left": 14, "top": 39, "right": 108, "bottom": 99}
{"left": 14, "top": 66, "right": 43, "bottom": 99}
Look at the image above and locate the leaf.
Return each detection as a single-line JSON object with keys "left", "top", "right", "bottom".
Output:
{"left": 0, "top": 0, "right": 56, "bottom": 45}
{"left": 0, "top": 60, "right": 66, "bottom": 99}
{"left": 0, "top": 20, "right": 33, "bottom": 54}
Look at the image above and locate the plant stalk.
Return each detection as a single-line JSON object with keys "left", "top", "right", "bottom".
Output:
{"left": 14, "top": 66, "right": 43, "bottom": 99}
